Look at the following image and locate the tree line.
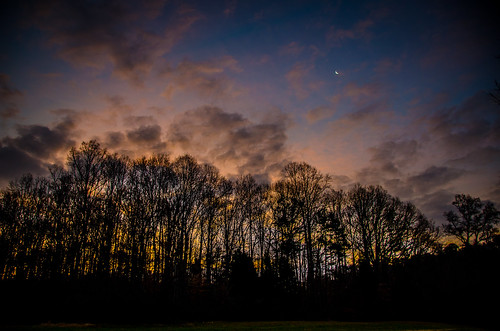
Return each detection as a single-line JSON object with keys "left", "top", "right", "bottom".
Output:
{"left": 0, "top": 140, "right": 442, "bottom": 283}
{"left": 0, "top": 140, "right": 499, "bottom": 325}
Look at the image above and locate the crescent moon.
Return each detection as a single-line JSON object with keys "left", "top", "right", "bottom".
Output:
{"left": 334, "top": 70, "right": 339, "bottom": 75}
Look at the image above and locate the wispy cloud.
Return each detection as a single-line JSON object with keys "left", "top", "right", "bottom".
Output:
{"left": 280, "top": 41, "right": 305, "bottom": 56}
{"left": 162, "top": 56, "right": 243, "bottom": 100}
{"left": 326, "top": 18, "right": 374, "bottom": 46}
{"left": 0, "top": 74, "right": 23, "bottom": 121}
{"left": 305, "top": 106, "right": 336, "bottom": 123}
{"left": 286, "top": 62, "right": 324, "bottom": 100}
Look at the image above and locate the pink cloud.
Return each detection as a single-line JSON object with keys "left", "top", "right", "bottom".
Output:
{"left": 285, "top": 62, "right": 324, "bottom": 100}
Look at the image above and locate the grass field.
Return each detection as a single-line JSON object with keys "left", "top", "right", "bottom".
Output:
{"left": 10, "top": 321, "right": 487, "bottom": 331}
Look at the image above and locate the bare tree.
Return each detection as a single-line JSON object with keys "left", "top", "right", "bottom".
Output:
{"left": 273, "top": 162, "right": 330, "bottom": 286}
{"left": 345, "top": 185, "right": 436, "bottom": 271}
{"left": 444, "top": 194, "right": 500, "bottom": 247}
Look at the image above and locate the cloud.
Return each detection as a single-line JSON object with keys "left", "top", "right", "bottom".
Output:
{"left": 373, "top": 58, "right": 402, "bottom": 75}
{"left": 407, "top": 166, "right": 463, "bottom": 194}
{"left": 28, "top": 0, "right": 201, "bottom": 84}
{"left": 2, "top": 117, "right": 76, "bottom": 159}
{"left": 162, "top": 56, "right": 243, "bottom": 100}
{"left": 329, "top": 102, "right": 393, "bottom": 142}
{"left": 123, "top": 115, "right": 156, "bottom": 127}
{"left": 286, "top": 63, "right": 310, "bottom": 99}
{"left": 412, "top": 189, "right": 456, "bottom": 223}
{"left": 0, "top": 112, "right": 78, "bottom": 187}
{"left": 105, "top": 95, "right": 131, "bottom": 111}
{"left": 127, "top": 124, "right": 162, "bottom": 144}
{"left": 326, "top": 18, "right": 374, "bottom": 46}
{"left": 420, "top": 92, "right": 500, "bottom": 159}
{"left": 346, "top": 89, "right": 500, "bottom": 222}
{"left": 104, "top": 131, "right": 126, "bottom": 148}
{"left": 355, "top": 160, "right": 464, "bottom": 222}
{"left": 305, "top": 81, "right": 384, "bottom": 124}
{"left": 286, "top": 62, "right": 324, "bottom": 100}
{"left": 280, "top": 41, "right": 305, "bottom": 56}
{"left": 447, "top": 147, "right": 500, "bottom": 171}
{"left": 0, "top": 74, "right": 22, "bottom": 100}
{"left": 0, "top": 74, "right": 23, "bottom": 121}
{"left": 166, "top": 105, "right": 289, "bottom": 182}
{"left": 305, "top": 106, "right": 336, "bottom": 123}
{"left": 223, "top": 0, "right": 237, "bottom": 16}
{"left": 0, "top": 145, "right": 48, "bottom": 187}
{"left": 367, "top": 139, "right": 419, "bottom": 175}
{"left": 343, "top": 82, "right": 381, "bottom": 104}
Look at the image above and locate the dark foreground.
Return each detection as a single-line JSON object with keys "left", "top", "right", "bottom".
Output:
{"left": 6, "top": 321, "right": 490, "bottom": 331}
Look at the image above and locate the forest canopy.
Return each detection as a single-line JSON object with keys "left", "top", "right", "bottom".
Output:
{"left": 0, "top": 140, "right": 442, "bottom": 282}
{"left": 0, "top": 141, "right": 498, "bottom": 326}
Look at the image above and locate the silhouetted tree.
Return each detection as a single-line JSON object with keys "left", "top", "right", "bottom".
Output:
{"left": 490, "top": 80, "right": 500, "bottom": 105}
{"left": 1, "top": 140, "right": 482, "bottom": 325}
{"left": 490, "top": 55, "right": 500, "bottom": 105}
{"left": 317, "top": 189, "right": 350, "bottom": 279}
{"left": 233, "top": 175, "right": 268, "bottom": 270}
{"left": 345, "top": 185, "right": 437, "bottom": 271}
{"left": 443, "top": 194, "right": 500, "bottom": 247}
{"left": 273, "top": 162, "right": 330, "bottom": 287}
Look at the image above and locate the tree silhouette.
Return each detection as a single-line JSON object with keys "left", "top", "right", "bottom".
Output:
{"left": 4, "top": 140, "right": 496, "bottom": 327}
{"left": 490, "top": 55, "right": 500, "bottom": 105}
{"left": 443, "top": 194, "right": 500, "bottom": 247}
{"left": 277, "top": 162, "right": 330, "bottom": 287}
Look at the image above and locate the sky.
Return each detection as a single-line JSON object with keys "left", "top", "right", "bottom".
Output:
{"left": 1, "top": 0, "right": 499, "bottom": 223}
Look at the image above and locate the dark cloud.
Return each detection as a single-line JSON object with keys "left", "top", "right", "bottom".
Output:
{"left": 0, "top": 113, "right": 77, "bottom": 188}
{"left": 368, "top": 140, "right": 419, "bottom": 175}
{"left": 2, "top": 116, "right": 76, "bottom": 160}
{"left": 0, "top": 145, "right": 48, "bottom": 187}
{"left": 167, "top": 106, "right": 289, "bottom": 182}
{"left": 168, "top": 106, "right": 247, "bottom": 147}
{"left": 104, "top": 131, "right": 126, "bottom": 148}
{"left": 127, "top": 124, "right": 162, "bottom": 144}
{"left": 27, "top": 0, "right": 200, "bottom": 84}
{"left": 413, "top": 189, "right": 456, "bottom": 224}
{"left": 488, "top": 178, "right": 500, "bottom": 204}
{"left": 447, "top": 147, "right": 500, "bottom": 170}
{"left": 355, "top": 163, "right": 463, "bottom": 222}
{"left": 0, "top": 74, "right": 22, "bottom": 100}
{"left": 105, "top": 95, "right": 132, "bottom": 112}
{"left": 424, "top": 92, "right": 499, "bottom": 155}
{"left": 407, "top": 166, "right": 463, "bottom": 194}
{"left": 348, "top": 89, "right": 500, "bottom": 223}
{"left": 123, "top": 115, "right": 156, "bottom": 127}
{"left": 0, "top": 74, "right": 22, "bottom": 121}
